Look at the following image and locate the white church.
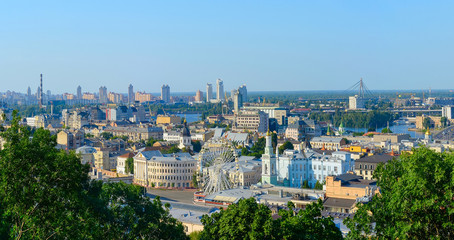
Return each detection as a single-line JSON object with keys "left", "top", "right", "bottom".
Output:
{"left": 261, "top": 131, "right": 355, "bottom": 188}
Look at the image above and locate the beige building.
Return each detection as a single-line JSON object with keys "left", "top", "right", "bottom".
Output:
{"left": 310, "top": 137, "right": 346, "bottom": 150}
{"left": 134, "top": 151, "right": 197, "bottom": 188}
{"left": 103, "top": 125, "right": 163, "bottom": 141}
{"left": 354, "top": 154, "right": 394, "bottom": 180}
{"left": 324, "top": 174, "right": 378, "bottom": 213}
{"left": 233, "top": 110, "right": 269, "bottom": 133}
{"left": 82, "top": 93, "right": 96, "bottom": 100}
{"left": 57, "top": 130, "right": 84, "bottom": 150}
{"left": 415, "top": 115, "right": 442, "bottom": 129}
{"left": 135, "top": 91, "right": 153, "bottom": 103}
{"left": 373, "top": 133, "right": 410, "bottom": 143}
{"left": 156, "top": 115, "right": 181, "bottom": 125}
{"left": 94, "top": 148, "right": 110, "bottom": 170}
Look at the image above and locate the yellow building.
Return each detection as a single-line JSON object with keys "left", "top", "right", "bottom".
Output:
{"left": 156, "top": 115, "right": 181, "bottom": 125}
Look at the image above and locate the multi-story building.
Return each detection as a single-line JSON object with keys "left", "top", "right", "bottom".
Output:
{"left": 310, "top": 137, "right": 346, "bottom": 150}
{"left": 99, "top": 86, "right": 108, "bottom": 104}
{"left": 108, "top": 92, "right": 124, "bottom": 104}
{"left": 77, "top": 86, "right": 82, "bottom": 99}
{"left": 349, "top": 95, "right": 365, "bottom": 110}
{"left": 242, "top": 105, "right": 289, "bottom": 125}
{"left": 262, "top": 131, "right": 354, "bottom": 188}
{"left": 62, "top": 109, "right": 89, "bottom": 129}
{"left": 134, "top": 151, "right": 197, "bottom": 188}
{"left": 233, "top": 110, "right": 269, "bottom": 133}
{"left": 233, "top": 90, "right": 243, "bottom": 114}
{"left": 57, "top": 130, "right": 84, "bottom": 150}
{"left": 161, "top": 84, "right": 170, "bottom": 103}
{"left": 82, "top": 92, "right": 96, "bottom": 100}
{"left": 442, "top": 106, "right": 454, "bottom": 120}
{"left": 128, "top": 84, "right": 134, "bottom": 104}
{"left": 116, "top": 152, "right": 135, "bottom": 174}
{"left": 156, "top": 115, "right": 181, "bottom": 125}
{"left": 206, "top": 83, "right": 213, "bottom": 102}
{"left": 135, "top": 91, "right": 152, "bottom": 103}
{"left": 103, "top": 125, "right": 163, "bottom": 141}
{"left": 238, "top": 84, "right": 247, "bottom": 103}
{"left": 354, "top": 154, "right": 394, "bottom": 180}
{"left": 324, "top": 174, "right": 378, "bottom": 213}
{"left": 216, "top": 79, "right": 224, "bottom": 101}
{"left": 195, "top": 90, "right": 203, "bottom": 102}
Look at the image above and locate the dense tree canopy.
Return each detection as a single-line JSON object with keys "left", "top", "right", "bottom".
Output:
{"left": 199, "top": 198, "right": 342, "bottom": 240}
{"left": 344, "top": 147, "right": 454, "bottom": 239}
{"left": 278, "top": 141, "right": 294, "bottom": 154}
{"left": 0, "top": 113, "right": 187, "bottom": 239}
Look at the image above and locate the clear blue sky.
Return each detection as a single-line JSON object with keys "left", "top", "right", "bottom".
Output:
{"left": 1, "top": 1, "right": 453, "bottom": 94}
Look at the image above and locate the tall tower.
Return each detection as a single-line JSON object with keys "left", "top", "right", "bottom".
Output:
{"left": 77, "top": 86, "right": 82, "bottom": 99}
{"left": 216, "top": 79, "right": 224, "bottom": 101}
{"left": 206, "top": 83, "right": 213, "bottom": 102}
{"left": 128, "top": 84, "right": 134, "bottom": 104}
{"left": 233, "top": 90, "right": 243, "bottom": 114}
{"left": 99, "top": 86, "right": 107, "bottom": 104}
{"left": 238, "top": 84, "right": 247, "bottom": 103}
{"left": 39, "top": 74, "right": 43, "bottom": 107}
{"left": 161, "top": 85, "right": 170, "bottom": 103}
{"left": 261, "top": 130, "right": 277, "bottom": 185}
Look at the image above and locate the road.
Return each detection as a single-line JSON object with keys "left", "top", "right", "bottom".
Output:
{"left": 433, "top": 125, "right": 454, "bottom": 140}
{"left": 146, "top": 188, "right": 197, "bottom": 204}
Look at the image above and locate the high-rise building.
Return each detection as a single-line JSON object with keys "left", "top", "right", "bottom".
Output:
{"left": 27, "top": 87, "right": 31, "bottom": 97}
{"left": 128, "top": 84, "right": 134, "bottom": 104}
{"left": 195, "top": 90, "right": 203, "bottom": 102}
{"left": 206, "top": 83, "right": 213, "bottom": 102}
{"left": 135, "top": 91, "right": 152, "bottom": 103}
{"left": 161, "top": 85, "right": 170, "bottom": 103}
{"left": 238, "top": 84, "right": 247, "bottom": 103}
{"left": 216, "top": 79, "right": 224, "bottom": 101}
{"left": 77, "top": 86, "right": 82, "bottom": 99}
{"left": 99, "top": 86, "right": 108, "bottom": 104}
{"left": 233, "top": 90, "right": 243, "bottom": 114}
{"left": 442, "top": 106, "right": 454, "bottom": 120}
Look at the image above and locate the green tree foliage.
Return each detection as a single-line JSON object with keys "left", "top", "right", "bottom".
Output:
{"left": 381, "top": 127, "right": 393, "bottom": 133}
{"left": 271, "top": 132, "right": 277, "bottom": 151}
{"left": 200, "top": 198, "right": 342, "bottom": 240}
{"left": 301, "top": 180, "right": 310, "bottom": 189}
{"left": 146, "top": 137, "right": 157, "bottom": 147}
{"left": 125, "top": 157, "right": 134, "bottom": 174}
{"left": 314, "top": 180, "right": 324, "bottom": 190}
{"left": 278, "top": 141, "right": 294, "bottom": 154}
{"left": 192, "top": 171, "right": 199, "bottom": 189}
{"left": 192, "top": 140, "right": 202, "bottom": 153}
{"left": 309, "top": 110, "right": 397, "bottom": 129}
{"left": 344, "top": 147, "right": 454, "bottom": 239}
{"left": 441, "top": 116, "right": 448, "bottom": 128}
{"left": 241, "top": 147, "right": 251, "bottom": 156}
{"left": 162, "top": 145, "right": 182, "bottom": 154}
{"left": 0, "top": 113, "right": 187, "bottom": 239}
{"left": 249, "top": 137, "right": 266, "bottom": 158}
{"left": 101, "top": 131, "right": 113, "bottom": 140}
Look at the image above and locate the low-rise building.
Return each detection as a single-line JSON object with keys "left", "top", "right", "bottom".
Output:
{"left": 103, "top": 125, "right": 163, "bottom": 141}
{"left": 310, "top": 137, "right": 346, "bottom": 150}
{"left": 324, "top": 173, "right": 378, "bottom": 213}
{"left": 354, "top": 154, "right": 395, "bottom": 180}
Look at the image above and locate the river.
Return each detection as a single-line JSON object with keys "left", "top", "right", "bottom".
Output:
{"left": 344, "top": 124, "right": 425, "bottom": 139}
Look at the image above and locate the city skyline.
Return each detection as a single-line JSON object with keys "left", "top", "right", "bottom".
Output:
{"left": 2, "top": 1, "right": 454, "bottom": 93}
